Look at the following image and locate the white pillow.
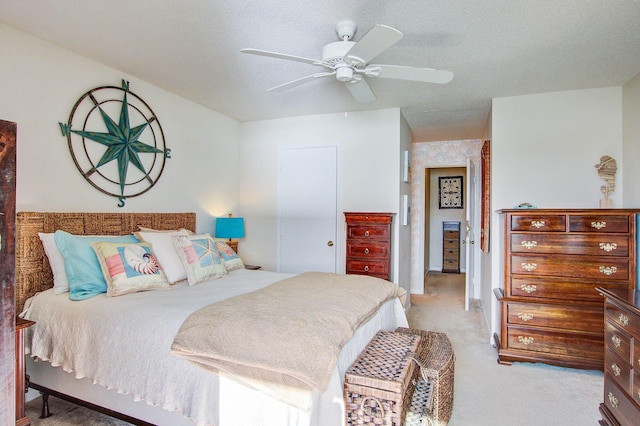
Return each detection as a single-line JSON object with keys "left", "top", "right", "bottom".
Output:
{"left": 134, "top": 229, "right": 192, "bottom": 283}
{"left": 38, "top": 232, "right": 70, "bottom": 294}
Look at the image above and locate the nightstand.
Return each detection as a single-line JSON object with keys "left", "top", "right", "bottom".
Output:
{"left": 244, "top": 265, "right": 261, "bottom": 270}
{"left": 16, "top": 317, "right": 35, "bottom": 426}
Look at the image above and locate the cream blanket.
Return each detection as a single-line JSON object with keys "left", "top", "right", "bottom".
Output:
{"left": 171, "top": 272, "right": 406, "bottom": 409}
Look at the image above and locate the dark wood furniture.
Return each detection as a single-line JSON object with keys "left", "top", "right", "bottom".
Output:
{"left": 442, "top": 221, "right": 460, "bottom": 273}
{"left": 496, "top": 209, "right": 639, "bottom": 370}
{"left": 0, "top": 119, "right": 17, "bottom": 426}
{"left": 344, "top": 212, "right": 393, "bottom": 281}
{"left": 597, "top": 287, "right": 640, "bottom": 426}
{"left": 15, "top": 318, "right": 34, "bottom": 426}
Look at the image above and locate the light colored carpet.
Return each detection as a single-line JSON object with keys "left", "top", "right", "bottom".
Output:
{"left": 409, "top": 271, "right": 603, "bottom": 426}
{"left": 25, "top": 271, "right": 604, "bottom": 425}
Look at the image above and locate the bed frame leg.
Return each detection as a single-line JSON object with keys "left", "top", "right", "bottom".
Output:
{"left": 40, "top": 392, "right": 52, "bottom": 419}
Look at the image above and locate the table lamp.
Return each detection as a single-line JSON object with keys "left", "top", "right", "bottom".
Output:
{"left": 215, "top": 214, "right": 245, "bottom": 242}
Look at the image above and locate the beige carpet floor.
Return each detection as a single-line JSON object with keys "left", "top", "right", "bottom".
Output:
{"left": 25, "top": 271, "right": 604, "bottom": 425}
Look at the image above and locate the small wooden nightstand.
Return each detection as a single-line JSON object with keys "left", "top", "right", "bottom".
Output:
{"left": 244, "top": 265, "right": 261, "bottom": 270}
{"left": 16, "top": 317, "right": 35, "bottom": 426}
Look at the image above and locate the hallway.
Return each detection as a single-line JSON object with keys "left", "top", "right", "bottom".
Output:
{"left": 407, "top": 271, "right": 603, "bottom": 425}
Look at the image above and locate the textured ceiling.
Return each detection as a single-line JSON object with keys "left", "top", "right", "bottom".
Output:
{"left": 2, "top": 1, "right": 640, "bottom": 141}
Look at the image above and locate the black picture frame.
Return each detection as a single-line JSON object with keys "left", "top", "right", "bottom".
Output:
{"left": 439, "top": 176, "right": 463, "bottom": 209}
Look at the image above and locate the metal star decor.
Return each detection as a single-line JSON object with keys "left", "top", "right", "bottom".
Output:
{"left": 60, "top": 80, "right": 169, "bottom": 207}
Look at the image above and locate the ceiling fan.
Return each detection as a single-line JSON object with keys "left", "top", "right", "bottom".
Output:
{"left": 241, "top": 20, "right": 453, "bottom": 103}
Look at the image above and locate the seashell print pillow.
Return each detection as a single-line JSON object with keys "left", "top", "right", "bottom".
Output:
{"left": 172, "top": 234, "right": 228, "bottom": 285}
{"left": 91, "top": 241, "right": 170, "bottom": 297}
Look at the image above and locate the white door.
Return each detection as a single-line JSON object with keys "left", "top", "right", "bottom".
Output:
{"left": 278, "top": 146, "right": 338, "bottom": 273}
{"left": 465, "top": 158, "right": 476, "bottom": 311}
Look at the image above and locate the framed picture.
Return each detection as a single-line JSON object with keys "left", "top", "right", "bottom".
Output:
{"left": 402, "top": 150, "right": 410, "bottom": 183}
{"left": 439, "top": 176, "right": 463, "bottom": 209}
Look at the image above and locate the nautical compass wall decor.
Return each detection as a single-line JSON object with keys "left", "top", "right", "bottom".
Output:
{"left": 59, "top": 80, "right": 170, "bottom": 207}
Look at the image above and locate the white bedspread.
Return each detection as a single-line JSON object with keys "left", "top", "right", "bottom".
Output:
{"left": 21, "top": 269, "right": 408, "bottom": 426}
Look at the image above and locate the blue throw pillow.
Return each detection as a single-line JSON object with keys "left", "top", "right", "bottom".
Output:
{"left": 54, "top": 231, "right": 139, "bottom": 300}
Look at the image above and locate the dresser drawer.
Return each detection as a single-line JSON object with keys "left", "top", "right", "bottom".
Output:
{"left": 346, "top": 259, "right": 389, "bottom": 277}
{"left": 505, "top": 326, "right": 603, "bottom": 359}
{"left": 569, "top": 215, "right": 629, "bottom": 233}
{"left": 345, "top": 214, "right": 392, "bottom": 225}
{"left": 605, "top": 320, "right": 632, "bottom": 362}
{"left": 346, "top": 241, "right": 389, "bottom": 259}
{"left": 510, "top": 276, "right": 629, "bottom": 301}
{"left": 510, "top": 215, "right": 566, "bottom": 232}
{"left": 505, "top": 301, "right": 603, "bottom": 333}
{"left": 443, "top": 240, "right": 459, "bottom": 250}
{"left": 633, "top": 370, "right": 640, "bottom": 405}
{"left": 347, "top": 224, "right": 390, "bottom": 240}
{"left": 511, "top": 255, "right": 630, "bottom": 280}
{"left": 605, "top": 348, "right": 633, "bottom": 395}
{"left": 635, "top": 340, "right": 640, "bottom": 371}
{"left": 605, "top": 303, "right": 640, "bottom": 337}
{"left": 443, "top": 230, "right": 459, "bottom": 240}
{"left": 603, "top": 378, "right": 640, "bottom": 426}
{"left": 510, "top": 233, "right": 629, "bottom": 257}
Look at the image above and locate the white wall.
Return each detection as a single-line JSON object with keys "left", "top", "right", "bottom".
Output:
{"left": 428, "top": 168, "right": 467, "bottom": 271}
{"left": 490, "top": 87, "right": 624, "bottom": 341}
{"left": 238, "top": 109, "right": 405, "bottom": 289}
{"left": 397, "top": 114, "right": 413, "bottom": 292}
{"left": 623, "top": 72, "right": 640, "bottom": 207}
{"left": 0, "top": 24, "right": 241, "bottom": 233}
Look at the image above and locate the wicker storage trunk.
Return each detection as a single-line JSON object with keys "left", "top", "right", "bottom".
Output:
{"left": 396, "top": 327, "right": 455, "bottom": 425}
{"left": 344, "top": 330, "right": 421, "bottom": 426}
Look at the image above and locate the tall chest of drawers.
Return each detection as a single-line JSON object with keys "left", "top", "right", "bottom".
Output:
{"left": 596, "top": 288, "right": 640, "bottom": 426}
{"left": 344, "top": 212, "right": 393, "bottom": 281}
{"left": 442, "top": 221, "right": 461, "bottom": 273}
{"left": 496, "top": 209, "right": 639, "bottom": 370}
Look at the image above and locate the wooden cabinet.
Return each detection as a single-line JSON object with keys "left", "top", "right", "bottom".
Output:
{"left": 344, "top": 212, "right": 393, "bottom": 281}
{"left": 597, "top": 287, "right": 640, "bottom": 426}
{"left": 442, "top": 221, "right": 460, "bottom": 273}
{"left": 15, "top": 318, "right": 34, "bottom": 426}
{"left": 496, "top": 209, "right": 639, "bottom": 370}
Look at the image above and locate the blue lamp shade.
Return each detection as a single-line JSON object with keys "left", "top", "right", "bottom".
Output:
{"left": 215, "top": 217, "right": 245, "bottom": 240}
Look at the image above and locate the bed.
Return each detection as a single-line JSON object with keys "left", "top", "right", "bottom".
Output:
{"left": 16, "top": 211, "right": 408, "bottom": 426}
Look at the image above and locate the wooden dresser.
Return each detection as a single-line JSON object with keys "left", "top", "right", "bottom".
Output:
{"left": 442, "top": 221, "right": 461, "bottom": 273}
{"left": 496, "top": 209, "right": 638, "bottom": 370}
{"left": 344, "top": 212, "right": 393, "bottom": 281}
{"left": 597, "top": 287, "right": 640, "bottom": 426}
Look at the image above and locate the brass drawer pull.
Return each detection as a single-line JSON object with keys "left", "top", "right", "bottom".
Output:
{"left": 520, "top": 284, "right": 537, "bottom": 294}
{"left": 618, "top": 314, "right": 629, "bottom": 327}
{"left": 531, "top": 220, "right": 545, "bottom": 228}
{"left": 611, "top": 335, "right": 621, "bottom": 348}
{"left": 518, "top": 336, "right": 534, "bottom": 345}
{"left": 599, "top": 243, "right": 618, "bottom": 252}
{"left": 521, "top": 262, "right": 537, "bottom": 272}
{"left": 591, "top": 221, "right": 607, "bottom": 230}
{"left": 611, "top": 363, "right": 621, "bottom": 376}
{"left": 607, "top": 392, "right": 619, "bottom": 409}
{"left": 363, "top": 266, "right": 369, "bottom": 272}
{"left": 517, "top": 313, "right": 534, "bottom": 322}
{"left": 599, "top": 266, "right": 617, "bottom": 276}
{"left": 521, "top": 241, "right": 537, "bottom": 249}
{"left": 364, "top": 248, "right": 370, "bottom": 254}
{"left": 364, "top": 230, "right": 370, "bottom": 237}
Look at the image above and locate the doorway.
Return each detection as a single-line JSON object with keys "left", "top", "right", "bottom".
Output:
{"left": 409, "top": 140, "right": 483, "bottom": 310}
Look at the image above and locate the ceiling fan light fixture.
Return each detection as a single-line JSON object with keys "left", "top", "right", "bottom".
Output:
{"left": 336, "top": 66, "right": 354, "bottom": 82}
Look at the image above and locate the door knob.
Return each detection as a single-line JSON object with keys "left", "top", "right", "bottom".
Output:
{"left": 327, "top": 241, "right": 334, "bottom": 247}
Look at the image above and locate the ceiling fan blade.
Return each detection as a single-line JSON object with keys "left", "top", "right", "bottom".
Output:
{"left": 241, "top": 48, "right": 329, "bottom": 67}
{"left": 345, "top": 24, "right": 403, "bottom": 65}
{"left": 345, "top": 78, "right": 376, "bottom": 103}
{"left": 268, "top": 72, "right": 335, "bottom": 92}
{"left": 366, "top": 64, "right": 454, "bottom": 84}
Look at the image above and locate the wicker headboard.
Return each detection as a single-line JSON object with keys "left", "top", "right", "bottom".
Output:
{"left": 15, "top": 211, "right": 196, "bottom": 312}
